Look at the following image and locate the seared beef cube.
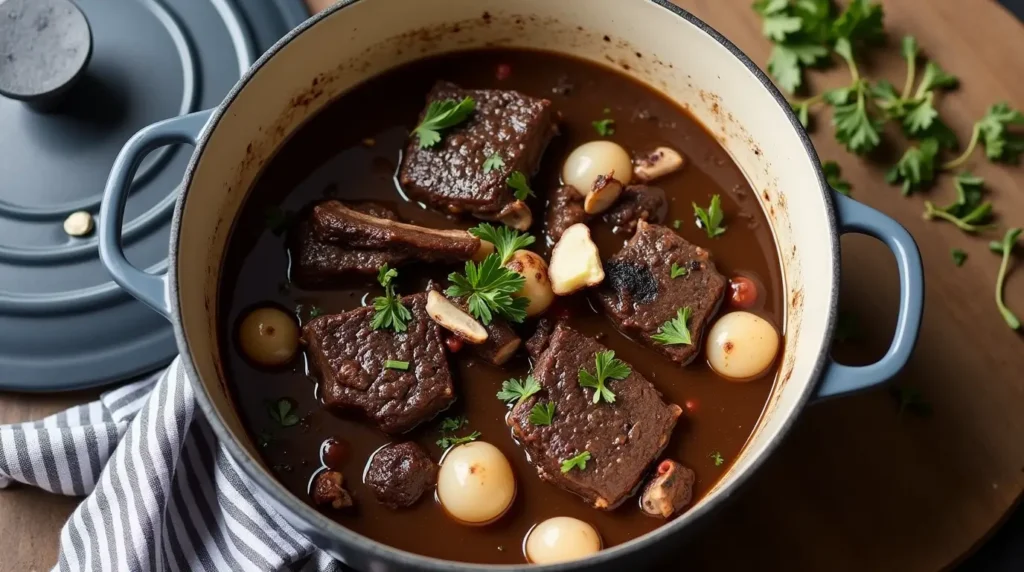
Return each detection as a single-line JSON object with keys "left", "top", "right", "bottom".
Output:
{"left": 399, "top": 82, "right": 557, "bottom": 219}
{"left": 290, "top": 202, "right": 408, "bottom": 287}
{"left": 597, "top": 221, "right": 727, "bottom": 365}
{"left": 365, "top": 442, "right": 437, "bottom": 509}
{"left": 640, "top": 459, "right": 695, "bottom": 518}
{"left": 311, "top": 470, "right": 353, "bottom": 510}
{"left": 509, "top": 322, "right": 681, "bottom": 509}
{"left": 602, "top": 185, "right": 668, "bottom": 236}
{"left": 303, "top": 293, "right": 455, "bottom": 434}
{"left": 448, "top": 295, "right": 522, "bottom": 366}
{"left": 545, "top": 185, "right": 588, "bottom": 242}
{"left": 311, "top": 200, "right": 481, "bottom": 261}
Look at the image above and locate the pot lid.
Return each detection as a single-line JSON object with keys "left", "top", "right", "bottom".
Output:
{"left": 0, "top": 0, "right": 308, "bottom": 391}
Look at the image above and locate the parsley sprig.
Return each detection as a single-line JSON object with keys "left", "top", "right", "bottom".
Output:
{"left": 483, "top": 152, "right": 505, "bottom": 173}
{"left": 496, "top": 375, "right": 541, "bottom": 405}
{"left": 922, "top": 173, "right": 995, "bottom": 233}
{"left": 529, "top": 402, "right": 556, "bottom": 426}
{"left": 370, "top": 265, "right": 412, "bottom": 332}
{"left": 268, "top": 398, "right": 300, "bottom": 427}
{"left": 592, "top": 118, "right": 615, "bottom": 136}
{"left": 578, "top": 351, "right": 631, "bottom": 404}
{"left": 412, "top": 97, "right": 476, "bottom": 149}
{"left": 446, "top": 254, "right": 529, "bottom": 325}
{"left": 507, "top": 170, "right": 535, "bottom": 201}
{"left": 990, "top": 228, "right": 1022, "bottom": 330}
{"left": 670, "top": 263, "right": 689, "bottom": 279}
{"left": 651, "top": 307, "right": 693, "bottom": 346}
{"left": 944, "top": 103, "right": 1024, "bottom": 168}
{"left": 468, "top": 223, "right": 536, "bottom": 265}
{"left": 693, "top": 195, "right": 726, "bottom": 238}
{"left": 436, "top": 416, "right": 481, "bottom": 449}
{"left": 560, "top": 451, "right": 591, "bottom": 473}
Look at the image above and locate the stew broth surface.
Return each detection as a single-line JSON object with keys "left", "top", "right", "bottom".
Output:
{"left": 220, "top": 49, "right": 783, "bottom": 564}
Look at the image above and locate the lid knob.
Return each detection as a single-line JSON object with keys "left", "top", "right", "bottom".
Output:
{"left": 0, "top": 0, "right": 92, "bottom": 111}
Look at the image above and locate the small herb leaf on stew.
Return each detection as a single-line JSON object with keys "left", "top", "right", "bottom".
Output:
{"left": 951, "top": 248, "right": 968, "bottom": 267}
{"left": 496, "top": 375, "right": 541, "bottom": 405}
{"left": 384, "top": 359, "right": 410, "bottom": 371}
{"left": 673, "top": 219, "right": 682, "bottom": 230}
{"left": 651, "top": 307, "right": 693, "bottom": 346}
{"left": 439, "top": 416, "right": 468, "bottom": 433}
{"left": 506, "top": 170, "right": 535, "bottom": 201}
{"left": 468, "top": 223, "right": 536, "bottom": 265}
{"left": 710, "top": 451, "right": 725, "bottom": 467}
{"left": 265, "top": 207, "right": 294, "bottom": 236}
{"left": 693, "top": 195, "right": 727, "bottom": 238}
{"left": 670, "top": 263, "right": 689, "bottom": 279}
{"left": 483, "top": 152, "right": 505, "bottom": 173}
{"left": 592, "top": 118, "right": 615, "bottom": 136}
{"left": 308, "top": 306, "right": 324, "bottom": 318}
{"left": 446, "top": 254, "right": 529, "bottom": 325}
{"left": 560, "top": 451, "right": 591, "bottom": 473}
{"left": 370, "top": 264, "right": 412, "bottom": 332}
{"left": 529, "top": 402, "right": 556, "bottom": 426}
{"left": 268, "top": 398, "right": 300, "bottom": 427}
{"left": 412, "top": 96, "right": 476, "bottom": 148}
{"left": 436, "top": 431, "right": 481, "bottom": 450}
{"left": 436, "top": 417, "right": 480, "bottom": 449}
{"left": 990, "top": 228, "right": 1022, "bottom": 330}
{"left": 578, "top": 350, "right": 631, "bottom": 404}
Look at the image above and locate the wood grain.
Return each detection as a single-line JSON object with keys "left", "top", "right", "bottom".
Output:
{"left": 2, "top": 1, "right": 1021, "bottom": 570}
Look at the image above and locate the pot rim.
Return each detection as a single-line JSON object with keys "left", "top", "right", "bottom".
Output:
{"left": 168, "top": 0, "right": 839, "bottom": 569}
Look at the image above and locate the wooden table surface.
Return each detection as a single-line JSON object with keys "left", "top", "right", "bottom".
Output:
{"left": 2, "top": 1, "right": 1022, "bottom": 571}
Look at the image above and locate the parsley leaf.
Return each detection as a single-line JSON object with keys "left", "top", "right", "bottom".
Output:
{"left": 439, "top": 416, "right": 468, "bottom": 433}
{"left": 268, "top": 398, "right": 300, "bottom": 427}
{"left": 308, "top": 306, "right": 324, "bottom": 318}
{"left": 830, "top": 0, "right": 885, "bottom": 49}
{"left": 506, "top": 170, "right": 535, "bottom": 201}
{"left": 951, "top": 248, "right": 968, "bottom": 267}
{"left": 670, "top": 263, "right": 689, "bottom": 279}
{"left": 265, "top": 207, "right": 295, "bottom": 236}
{"left": 822, "top": 160, "right": 851, "bottom": 195}
{"left": 762, "top": 11, "right": 803, "bottom": 42}
{"left": 592, "top": 118, "right": 616, "bottom": 136}
{"left": 768, "top": 43, "right": 829, "bottom": 93}
{"left": 468, "top": 223, "right": 536, "bottom": 265}
{"left": 922, "top": 172, "right": 995, "bottom": 233}
{"left": 483, "top": 152, "right": 505, "bottom": 173}
{"left": 830, "top": 39, "right": 883, "bottom": 155}
{"left": 886, "top": 138, "right": 939, "bottom": 195}
{"left": 436, "top": 416, "right": 480, "bottom": 449}
{"left": 710, "top": 451, "right": 725, "bottom": 467}
{"left": 529, "top": 402, "right": 556, "bottom": 426}
{"left": 990, "top": 228, "right": 1022, "bottom": 330}
{"left": 693, "top": 195, "right": 726, "bottom": 238}
{"left": 436, "top": 431, "right": 481, "bottom": 449}
{"left": 496, "top": 375, "right": 541, "bottom": 405}
{"left": 560, "top": 451, "right": 591, "bottom": 473}
{"left": 578, "top": 350, "right": 631, "bottom": 404}
{"left": 412, "top": 96, "right": 476, "bottom": 148}
{"left": 915, "top": 61, "right": 959, "bottom": 96}
{"left": 370, "top": 264, "right": 412, "bottom": 332}
{"left": 902, "top": 92, "right": 938, "bottom": 135}
{"left": 384, "top": 360, "right": 409, "bottom": 371}
{"left": 754, "top": 0, "right": 834, "bottom": 93}
{"left": 446, "top": 254, "right": 528, "bottom": 325}
{"left": 651, "top": 307, "right": 693, "bottom": 346}
{"left": 978, "top": 103, "right": 1024, "bottom": 164}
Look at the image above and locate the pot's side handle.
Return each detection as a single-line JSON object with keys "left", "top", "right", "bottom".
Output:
{"left": 815, "top": 192, "right": 924, "bottom": 399}
{"left": 99, "top": 109, "right": 214, "bottom": 319}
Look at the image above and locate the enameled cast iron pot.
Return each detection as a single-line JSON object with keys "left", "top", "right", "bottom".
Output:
{"left": 98, "top": 1, "right": 925, "bottom": 569}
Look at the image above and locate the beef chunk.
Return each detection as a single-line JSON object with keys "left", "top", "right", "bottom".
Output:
{"left": 398, "top": 82, "right": 557, "bottom": 219}
{"left": 640, "top": 459, "right": 695, "bottom": 518}
{"left": 303, "top": 293, "right": 455, "bottom": 433}
{"left": 448, "top": 295, "right": 521, "bottom": 366}
{"left": 290, "top": 202, "right": 408, "bottom": 287}
{"left": 602, "top": 185, "right": 668, "bottom": 236}
{"left": 365, "top": 442, "right": 437, "bottom": 509}
{"left": 597, "top": 221, "right": 727, "bottom": 365}
{"left": 311, "top": 200, "right": 481, "bottom": 261}
{"left": 545, "top": 185, "right": 588, "bottom": 241}
{"left": 311, "top": 470, "right": 354, "bottom": 510}
{"left": 509, "top": 322, "right": 681, "bottom": 509}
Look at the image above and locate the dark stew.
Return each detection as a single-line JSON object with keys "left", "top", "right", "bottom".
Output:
{"left": 219, "top": 48, "right": 784, "bottom": 565}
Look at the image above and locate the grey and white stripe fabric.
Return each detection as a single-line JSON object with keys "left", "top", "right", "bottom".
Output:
{"left": 0, "top": 358, "right": 343, "bottom": 572}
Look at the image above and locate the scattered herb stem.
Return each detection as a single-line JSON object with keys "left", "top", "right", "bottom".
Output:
{"left": 991, "top": 228, "right": 1022, "bottom": 330}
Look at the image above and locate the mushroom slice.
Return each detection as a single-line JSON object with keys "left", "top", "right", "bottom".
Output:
{"left": 583, "top": 174, "right": 623, "bottom": 215}
{"left": 426, "top": 290, "right": 489, "bottom": 344}
{"left": 633, "top": 146, "right": 685, "bottom": 183}
{"left": 495, "top": 200, "right": 533, "bottom": 231}
{"left": 548, "top": 223, "right": 605, "bottom": 295}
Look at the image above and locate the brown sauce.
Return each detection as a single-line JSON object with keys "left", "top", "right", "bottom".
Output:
{"left": 219, "top": 48, "right": 784, "bottom": 564}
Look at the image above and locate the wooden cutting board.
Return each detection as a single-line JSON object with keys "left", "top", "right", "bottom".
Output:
{"left": 1, "top": 1, "right": 1021, "bottom": 570}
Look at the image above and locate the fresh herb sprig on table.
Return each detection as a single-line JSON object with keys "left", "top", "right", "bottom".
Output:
{"left": 412, "top": 97, "right": 475, "bottom": 148}
{"left": 990, "top": 228, "right": 1022, "bottom": 330}
{"left": 446, "top": 255, "right": 529, "bottom": 325}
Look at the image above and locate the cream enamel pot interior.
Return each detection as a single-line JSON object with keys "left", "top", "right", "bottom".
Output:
{"left": 98, "top": 1, "right": 924, "bottom": 570}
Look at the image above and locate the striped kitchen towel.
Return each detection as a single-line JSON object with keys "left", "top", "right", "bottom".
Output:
{"left": 0, "top": 358, "right": 343, "bottom": 572}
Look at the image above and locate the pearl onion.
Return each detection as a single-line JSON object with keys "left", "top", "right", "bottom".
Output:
{"left": 238, "top": 307, "right": 300, "bottom": 367}
{"left": 436, "top": 441, "right": 515, "bottom": 524}
{"left": 706, "top": 311, "right": 780, "bottom": 381}
{"left": 562, "top": 141, "right": 632, "bottom": 196}
{"left": 525, "top": 517, "right": 602, "bottom": 564}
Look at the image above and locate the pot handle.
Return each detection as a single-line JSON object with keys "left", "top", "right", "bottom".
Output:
{"left": 99, "top": 109, "right": 214, "bottom": 319}
{"left": 815, "top": 192, "right": 924, "bottom": 399}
